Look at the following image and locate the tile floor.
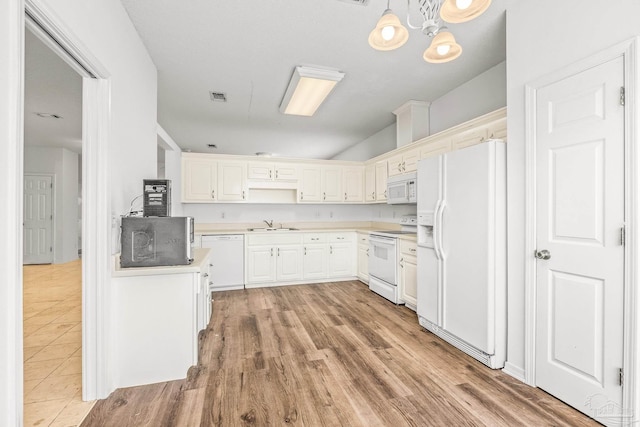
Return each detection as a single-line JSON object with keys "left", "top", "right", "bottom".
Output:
{"left": 23, "top": 260, "right": 95, "bottom": 427}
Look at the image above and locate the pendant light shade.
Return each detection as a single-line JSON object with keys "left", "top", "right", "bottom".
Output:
{"left": 368, "top": 9, "right": 409, "bottom": 51}
{"left": 423, "top": 31, "right": 462, "bottom": 63}
{"left": 440, "top": 0, "right": 491, "bottom": 23}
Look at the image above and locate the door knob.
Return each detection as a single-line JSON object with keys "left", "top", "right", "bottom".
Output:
{"left": 535, "top": 249, "right": 551, "bottom": 260}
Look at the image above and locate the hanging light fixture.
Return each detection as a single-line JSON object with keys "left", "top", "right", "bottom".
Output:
{"left": 368, "top": 0, "right": 409, "bottom": 51}
{"left": 368, "top": 0, "right": 491, "bottom": 63}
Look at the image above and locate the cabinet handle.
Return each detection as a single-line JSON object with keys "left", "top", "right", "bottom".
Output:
{"left": 242, "top": 190, "right": 246, "bottom": 200}
{"left": 311, "top": 238, "right": 319, "bottom": 241}
{"left": 304, "top": 247, "right": 307, "bottom": 255}
{"left": 211, "top": 190, "right": 215, "bottom": 199}
{"left": 270, "top": 248, "right": 273, "bottom": 257}
{"left": 330, "top": 246, "right": 333, "bottom": 255}
{"left": 277, "top": 247, "right": 280, "bottom": 257}
{"left": 203, "top": 273, "right": 209, "bottom": 278}
{"left": 209, "top": 263, "right": 213, "bottom": 267}
{"left": 383, "top": 190, "right": 387, "bottom": 198}
{"left": 371, "top": 192, "right": 375, "bottom": 199}
{"left": 366, "top": 248, "right": 369, "bottom": 256}
{"left": 399, "top": 258, "right": 404, "bottom": 268}
{"left": 300, "top": 191, "right": 304, "bottom": 201}
{"left": 402, "top": 161, "right": 406, "bottom": 171}
{"left": 275, "top": 170, "right": 279, "bottom": 179}
{"left": 323, "top": 192, "right": 326, "bottom": 201}
{"left": 337, "top": 237, "right": 344, "bottom": 240}
{"left": 397, "top": 163, "right": 402, "bottom": 172}
{"left": 409, "top": 248, "right": 416, "bottom": 253}
{"left": 269, "top": 170, "right": 272, "bottom": 179}
{"left": 344, "top": 192, "right": 347, "bottom": 201}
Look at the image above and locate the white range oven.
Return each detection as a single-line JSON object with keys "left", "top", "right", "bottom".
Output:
{"left": 368, "top": 216, "right": 417, "bottom": 304}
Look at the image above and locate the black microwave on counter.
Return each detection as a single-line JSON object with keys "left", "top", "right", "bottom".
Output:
{"left": 120, "top": 216, "right": 194, "bottom": 268}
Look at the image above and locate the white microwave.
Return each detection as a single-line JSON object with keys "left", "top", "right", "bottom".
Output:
{"left": 387, "top": 172, "right": 417, "bottom": 204}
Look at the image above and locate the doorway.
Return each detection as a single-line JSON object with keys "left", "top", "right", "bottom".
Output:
{"left": 23, "top": 174, "right": 54, "bottom": 265}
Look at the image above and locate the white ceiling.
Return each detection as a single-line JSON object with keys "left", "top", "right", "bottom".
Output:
{"left": 22, "top": 0, "right": 506, "bottom": 160}
{"left": 24, "top": 29, "right": 83, "bottom": 154}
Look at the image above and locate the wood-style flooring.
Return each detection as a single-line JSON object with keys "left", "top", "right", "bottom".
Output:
{"left": 82, "top": 281, "right": 599, "bottom": 426}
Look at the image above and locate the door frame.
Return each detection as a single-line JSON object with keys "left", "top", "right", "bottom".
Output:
{"left": 23, "top": 173, "right": 55, "bottom": 264}
{"left": 524, "top": 37, "right": 640, "bottom": 423}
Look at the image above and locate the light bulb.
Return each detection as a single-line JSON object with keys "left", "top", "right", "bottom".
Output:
{"left": 381, "top": 25, "right": 395, "bottom": 41}
{"left": 455, "top": 0, "right": 473, "bottom": 9}
{"left": 436, "top": 44, "right": 451, "bottom": 55}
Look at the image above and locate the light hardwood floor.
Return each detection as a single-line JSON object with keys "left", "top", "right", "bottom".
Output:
{"left": 82, "top": 281, "right": 599, "bottom": 426}
{"left": 23, "top": 260, "right": 95, "bottom": 426}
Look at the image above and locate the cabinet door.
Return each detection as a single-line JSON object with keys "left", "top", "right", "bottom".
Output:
{"left": 322, "top": 167, "right": 343, "bottom": 202}
{"left": 274, "top": 163, "right": 298, "bottom": 181}
{"left": 375, "top": 161, "right": 388, "bottom": 201}
{"left": 387, "top": 153, "right": 404, "bottom": 177}
{"left": 303, "top": 244, "right": 327, "bottom": 280}
{"left": 218, "top": 161, "right": 247, "bottom": 201}
{"left": 357, "top": 244, "right": 369, "bottom": 282}
{"left": 400, "top": 254, "right": 417, "bottom": 309}
{"left": 452, "top": 127, "right": 489, "bottom": 150}
{"left": 487, "top": 117, "right": 507, "bottom": 141}
{"left": 246, "top": 246, "right": 276, "bottom": 283}
{"left": 299, "top": 166, "right": 322, "bottom": 202}
{"left": 343, "top": 166, "right": 364, "bottom": 203}
{"left": 403, "top": 149, "right": 420, "bottom": 173}
{"left": 182, "top": 158, "right": 217, "bottom": 201}
{"left": 276, "top": 245, "right": 303, "bottom": 281}
{"left": 327, "top": 243, "right": 354, "bottom": 277}
{"left": 364, "top": 164, "right": 376, "bottom": 202}
{"left": 247, "top": 162, "right": 273, "bottom": 180}
{"left": 421, "top": 138, "right": 452, "bottom": 159}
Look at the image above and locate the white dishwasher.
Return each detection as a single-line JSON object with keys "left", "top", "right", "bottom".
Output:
{"left": 200, "top": 234, "right": 245, "bottom": 292}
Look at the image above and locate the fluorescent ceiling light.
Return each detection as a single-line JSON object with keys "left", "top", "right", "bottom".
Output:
{"left": 279, "top": 66, "right": 345, "bottom": 116}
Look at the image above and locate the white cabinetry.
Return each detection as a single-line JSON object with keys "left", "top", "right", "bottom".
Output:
{"left": 343, "top": 166, "right": 364, "bottom": 202}
{"left": 421, "top": 137, "right": 452, "bottom": 159}
{"left": 182, "top": 157, "right": 217, "bottom": 202}
{"left": 322, "top": 167, "right": 343, "bottom": 202}
{"left": 399, "top": 239, "right": 417, "bottom": 310}
{"left": 375, "top": 161, "right": 388, "bottom": 201}
{"left": 327, "top": 233, "right": 355, "bottom": 278}
{"left": 364, "top": 164, "right": 376, "bottom": 202}
{"left": 246, "top": 234, "right": 303, "bottom": 286}
{"left": 387, "top": 149, "right": 419, "bottom": 177}
{"left": 248, "top": 162, "right": 298, "bottom": 181}
{"left": 357, "top": 232, "right": 369, "bottom": 283}
{"left": 217, "top": 161, "right": 247, "bottom": 201}
{"left": 299, "top": 165, "right": 322, "bottom": 202}
{"left": 303, "top": 234, "right": 327, "bottom": 280}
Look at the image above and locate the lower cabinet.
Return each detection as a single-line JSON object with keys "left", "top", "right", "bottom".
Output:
{"left": 399, "top": 239, "right": 418, "bottom": 310}
{"left": 356, "top": 232, "right": 369, "bottom": 283}
{"left": 246, "top": 243, "right": 303, "bottom": 284}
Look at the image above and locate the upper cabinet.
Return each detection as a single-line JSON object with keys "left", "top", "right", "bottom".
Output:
{"left": 322, "top": 167, "right": 343, "bottom": 202}
{"left": 364, "top": 164, "right": 376, "bottom": 202}
{"left": 375, "top": 161, "right": 388, "bottom": 202}
{"left": 217, "top": 161, "right": 246, "bottom": 202}
{"left": 387, "top": 148, "right": 419, "bottom": 177}
{"left": 248, "top": 162, "right": 298, "bottom": 181}
{"left": 182, "top": 156, "right": 217, "bottom": 202}
{"left": 343, "top": 166, "right": 364, "bottom": 203}
{"left": 299, "top": 165, "right": 322, "bottom": 203}
{"left": 421, "top": 137, "right": 452, "bottom": 159}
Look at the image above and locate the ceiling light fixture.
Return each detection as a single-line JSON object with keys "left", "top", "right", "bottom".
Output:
{"left": 35, "top": 112, "right": 63, "bottom": 119}
{"left": 279, "top": 66, "right": 345, "bottom": 117}
{"left": 368, "top": 0, "right": 491, "bottom": 63}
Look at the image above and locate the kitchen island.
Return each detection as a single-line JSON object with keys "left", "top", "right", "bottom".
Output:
{"left": 111, "top": 248, "right": 212, "bottom": 388}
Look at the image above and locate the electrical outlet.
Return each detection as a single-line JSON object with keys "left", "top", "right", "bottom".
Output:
{"left": 221, "top": 212, "right": 225, "bottom": 219}
{"left": 315, "top": 211, "right": 320, "bottom": 218}
{"left": 329, "top": 211, "right": 333, "bottom": 218}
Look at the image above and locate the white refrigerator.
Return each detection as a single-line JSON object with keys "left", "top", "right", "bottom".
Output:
{"left": 416, "top": 140, "right": 506, "bottom": 369}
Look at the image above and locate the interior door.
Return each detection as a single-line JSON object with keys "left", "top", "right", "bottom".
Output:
{"left": 534, "top": 56, "right": 625, "bottom": 424}
{"left": 23, "top": 174, "right": 53, "bottom": 264}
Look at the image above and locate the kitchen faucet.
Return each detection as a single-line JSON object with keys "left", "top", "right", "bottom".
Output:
{"left": 263, "top": 219, "right": 274, "bottom": 228}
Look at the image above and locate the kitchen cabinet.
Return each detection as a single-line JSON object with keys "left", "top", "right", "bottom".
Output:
{"left": 198, "top": 257, "right": 213, "bottom": 330}
{"left": 487, "top": 117, "right": 507, "bottom": 141}
{"left": 218, "top": 161, "right": 247, "bottom": 201}
{"left": 375, "top": 161, "right": 388, "bottom": 202}
{"left": 343, "top": 166, "right": 364, "bottom": 202}
{"left": 248, "top": 162, "right": 298, "bottom": 181}
{"left": 327, "top": 233, "right": 355, "bottom": 278}
{"left": 299, "top": 165, "right": 322, "bottom": 202}
{"left": 246, "top": 234, "right": 303, "bottom": 285}
{"left": 364, "top": 164, "right": 376, "bottom": 202}
{"left": 302, "top": 234, "right": 327, "bottom": 280}
{"left": 322, "top": 167, "right": 343, "bottom": 202}
{"left": 387, "top": 148, "right": 419, "bottom": 177}
{"left": 421, "top": 137, "right": 452, "bottom": 159}
{"left": 452, "top": 127, "right": 489, "bottom": 150}
{"left": 356, "top": 232, "right": 369, "bottom": 283}
{"left": 398, "top": 239, "right": 417, "bottom": 310}
{"left": 182, "top": 157, "right": 217, "bottom": 202}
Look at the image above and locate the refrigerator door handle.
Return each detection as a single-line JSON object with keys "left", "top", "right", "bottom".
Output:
{"left": 433, "top": 200, "right": 442, "bottom": 260}
{"left": 436, "top": 200, "right": 446, "bottom": 260}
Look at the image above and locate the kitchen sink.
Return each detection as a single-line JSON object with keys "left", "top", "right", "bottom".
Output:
{"left": 247, "top": 227, "right": 298, "bottom": 232}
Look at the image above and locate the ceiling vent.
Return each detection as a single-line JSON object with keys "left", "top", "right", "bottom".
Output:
{"left": 209, "top": 91, "right": 227, "bottom": 102}
{"left": 337, "top": 0, "right": 369, "bottom": 5}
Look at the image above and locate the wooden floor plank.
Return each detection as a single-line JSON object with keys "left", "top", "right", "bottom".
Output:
{"left": 82, "top": 281, "right": 600, "bottom": 427}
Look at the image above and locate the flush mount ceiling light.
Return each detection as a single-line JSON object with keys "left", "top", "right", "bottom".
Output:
{"left": 279, "top": 66, "right": 345, "bottom": 117}
{"left": 368, "top": 0, "right": 491, "bottom": 63}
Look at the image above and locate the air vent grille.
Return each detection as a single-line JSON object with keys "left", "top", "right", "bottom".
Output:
{"left": 337, "top": 0, "right": 369, "bottom": 5}
{"left": 209, "top": 91, "right": 227, "bottom": 102}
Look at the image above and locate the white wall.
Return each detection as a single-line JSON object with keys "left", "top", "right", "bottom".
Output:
{"left": 25, "top": 146, "right": 79, "bottom": 263}
{"left": 184, "top": 202, "right": 417, "bottom": 226}
{"left": 505, "top": 0, "right": 640, "bottom": 376}
{"left": 430, "top": 61, "right": 506, "bottom": 134}
{"left": 331, "top": 123, "right": 396, "bottom": 161}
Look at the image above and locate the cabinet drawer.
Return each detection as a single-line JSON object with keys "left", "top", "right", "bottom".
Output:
{"left": 399, "top": 239, "right": 417, "bottom": 255}
{"left": 303, "top": 233, "right": 327, "bottom": 244}
{"left": 246, "top": 233, "right": 303, "bottom": 246}
{"left": 327, "top": 232, "right": 354, "bottom": 243}
{"left": 357, "top": 233, "right": 370, "bottom": 246}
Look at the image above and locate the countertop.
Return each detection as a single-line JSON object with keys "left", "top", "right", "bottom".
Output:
{"left": 112, "top": 248, "right": 212, "bottom": 277}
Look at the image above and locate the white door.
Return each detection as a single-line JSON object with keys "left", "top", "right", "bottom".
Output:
{"left": 535, "top": 56, "right": 625, "bottom": 424}
{"left": 24, "top": 174, "right": 54, "bottom": 264}
{"left": 276, "top": 245, "right": 303, "bottom": 281}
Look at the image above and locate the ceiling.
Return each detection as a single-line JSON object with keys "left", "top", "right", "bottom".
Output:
{"left": 24, "top": 29, "right": 83, "bottom": 154}
{"left": 22, "top": 0, "right": 506, "bottom": 160}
